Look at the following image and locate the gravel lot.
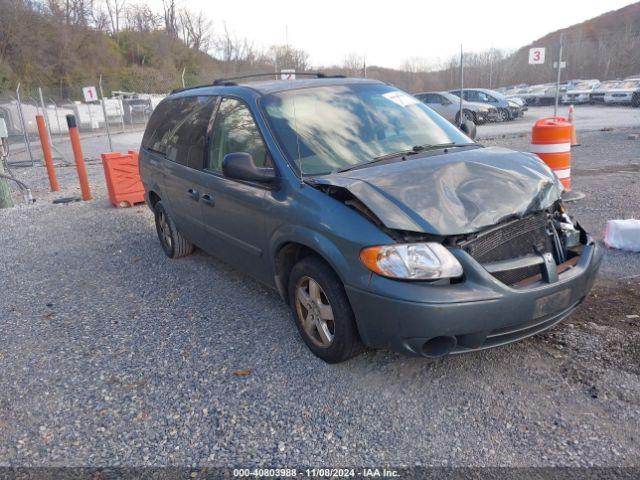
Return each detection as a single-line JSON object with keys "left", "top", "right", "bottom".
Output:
{"left": 478, "top": 104, "right": 640, "bottom": 139}
{"left": 1, "top": 125, "right": 639, "bottom": 468}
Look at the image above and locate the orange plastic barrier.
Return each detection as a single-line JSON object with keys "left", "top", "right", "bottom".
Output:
{"left": 531, "top": 117, "right": 573, "bottom": 191}
{"left": 100, "top": 151, "right": 145, "bottom": 208}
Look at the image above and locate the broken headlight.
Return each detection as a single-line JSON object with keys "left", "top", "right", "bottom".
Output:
{"left": 359, "top": 243, "right": 463, "bottom": 280}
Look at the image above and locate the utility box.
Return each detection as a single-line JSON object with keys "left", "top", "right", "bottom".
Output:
{"left": 100, "top": 151, "right": 145, "bottom": 208}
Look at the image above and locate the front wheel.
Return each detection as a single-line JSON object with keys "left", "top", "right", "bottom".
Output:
{"left": 498, "top": 108, "right": 510, "bottom": 122}
{"left": 288, "top": 256, "right": 362, "bottom": 363}
{"left": 632, "top": 92, "right": 640, "bottom": 108}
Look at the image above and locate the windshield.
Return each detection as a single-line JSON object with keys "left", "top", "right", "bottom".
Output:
{"left": 571, "top": 81, "right": 597, "bottom": 90}
{"left": 600, "top": 81, "right": 620, "bottom": 90}
{"left": 618, "top": 80, "right": 640, "bottom": 89}
{"left": 440, "top": 92, "right": 461, "bottom": 103}
{"left": 261, "top": 83, "right": 471, "bottom": 175}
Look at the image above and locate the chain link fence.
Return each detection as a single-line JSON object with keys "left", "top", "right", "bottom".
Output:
{"left": 0, "top": 72, "right": 190, "bottom": 166}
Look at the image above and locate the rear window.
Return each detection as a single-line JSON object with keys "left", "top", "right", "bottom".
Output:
{"left": 142, "top": 96, "right": 215, "bottom": 169}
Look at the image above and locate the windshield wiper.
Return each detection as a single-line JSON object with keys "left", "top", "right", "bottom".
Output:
{"left": 336, "top": 142, "right": 477, "bottom": 173}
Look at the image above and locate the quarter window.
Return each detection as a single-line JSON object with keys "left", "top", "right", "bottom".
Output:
{"left": 165, "top": 96, "right": 215, "bottom": 169}
{"left": 142, "top": 96, "right": 215, "bottom": 169}
{"left": 207, "top": 98, "right": 268, "bottom": 172}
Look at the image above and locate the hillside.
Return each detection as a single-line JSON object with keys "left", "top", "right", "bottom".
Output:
{"left": 502, "top": 1, "right": 640, "bottom": 85}
{"left": 0, "top": 0, "right": 638, "bottom": 99}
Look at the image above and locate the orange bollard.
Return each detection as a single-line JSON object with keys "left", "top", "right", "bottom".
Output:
{"left": 567, "top": 105, "right": 579, "bottom": 146}
{"left": 66, "top": 115, "right": 92, "bottom": 201}
{"left": 35, "top": 115, "right": 59, "bottom": 192}
{"left": 531, "top": 117, "right": 573, "bottom": 191}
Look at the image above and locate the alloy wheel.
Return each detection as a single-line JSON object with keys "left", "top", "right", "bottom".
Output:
{"left": 157, "top": 210, "right": 172, "bottom": 249}
{"left": 295, "top": 276, "right": 335, "bottom": 348}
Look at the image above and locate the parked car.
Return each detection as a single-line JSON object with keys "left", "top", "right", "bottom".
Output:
{"left": 589, "top": 80, "right": 621, "bottom": 104}
{"left": 449, "top": 88, "right": 515, "bottom": 121}
{"left": 561, "top": 79, "right": 600, "bottom": 104}
{"left": 140, "top": 76, "right": 602, "bottom": 363}
{"left": 604, "top": 79, "right": 640, "bottom": 106}
{"left": 414, "top": 91, "right": 498, "bottom": 125}
{"left": 519, "top": 84, "right": 558, "bottom": 106}
{"left": 507, "top": 98, "right": 527, "bottom": 117}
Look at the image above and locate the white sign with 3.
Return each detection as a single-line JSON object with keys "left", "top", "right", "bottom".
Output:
{"left": 528, "top": 47, "right": 546, "bottom": 65}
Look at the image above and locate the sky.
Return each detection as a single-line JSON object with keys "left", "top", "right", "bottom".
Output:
{"left": 149, "top": 0, "right": 636, "bottom": 69}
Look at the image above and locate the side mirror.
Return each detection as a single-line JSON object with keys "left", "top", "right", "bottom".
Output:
{"left": 459, "top": 119, "right": 477, "bottom": 140}
{"left": 222, "top": 152, "right": 276, "bottom": 183}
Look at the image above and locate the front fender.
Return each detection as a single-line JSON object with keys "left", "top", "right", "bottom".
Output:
{"left": 268, "top": 224, "right": 358, "bottom": 286}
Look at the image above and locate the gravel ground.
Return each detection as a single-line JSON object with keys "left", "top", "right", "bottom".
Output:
{"left": 1, "top": 127, "right": 639, "bottom": 468}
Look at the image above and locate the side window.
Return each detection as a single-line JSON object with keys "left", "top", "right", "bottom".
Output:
{"left": 165, "top": 96, "right": 215, "bottom": 169}
{"left": 207, "top": 98, "right": 269, "bottom": 172}
{"left": 141, "top": 98, "right": 187, "bottom": 154}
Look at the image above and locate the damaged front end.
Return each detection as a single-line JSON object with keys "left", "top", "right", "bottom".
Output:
{"left": 308, "top": 146, "right": 594, "bottom": 288}
{"left": 312, "top": 184, "right": 591, "bottom": 289}
{"left": 448, "top": 202, "right": 590, "bottom": 287}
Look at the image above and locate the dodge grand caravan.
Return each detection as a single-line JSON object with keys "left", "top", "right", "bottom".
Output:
{"left": 139, "top": 75, "right": 602, "bottom": 363}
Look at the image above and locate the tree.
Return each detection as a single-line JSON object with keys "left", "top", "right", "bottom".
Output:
{"left": 162, "top": 0, "right": 178, "bottom": 38}
{"left": 343, "top": 53, "right": 365, "bottom": 77}
{"left": 178, "top": 9, "right": 213, "bottom": 52}
{"left": 104, "top": 0, "right": 126, "bottom": 35}
{"left": 125, "top": 3, "right": 161, "bottom": 32}
{"left": 268, "top": 44, "right": 310, "bottom": 72}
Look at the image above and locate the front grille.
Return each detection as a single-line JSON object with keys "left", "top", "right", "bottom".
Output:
{"left": 462, "top": 213, "right": 554, "bottom": 285}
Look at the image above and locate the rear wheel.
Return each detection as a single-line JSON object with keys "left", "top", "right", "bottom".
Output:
{"left": 154, "top": 200, "right": 194, "bottom": 259}
{"left": 288, "top": 256, "right": 362, "bottom": 363}
{"left": 455, "top": 110, "right": 475, "bottom": 125}
{"left": 632, "top": 92, "right": 640, "bottom": 108}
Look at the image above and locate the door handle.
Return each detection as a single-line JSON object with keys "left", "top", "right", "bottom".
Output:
{"left": 201, "top": 193, "right": 215, "bottom": 206}
{"left": 187, "top": 188, "right": 199, "bottom": 201}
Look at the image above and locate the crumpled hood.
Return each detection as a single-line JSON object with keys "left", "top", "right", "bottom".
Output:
{"left": 310, "top": 146, "right": 562, "bottom": 236}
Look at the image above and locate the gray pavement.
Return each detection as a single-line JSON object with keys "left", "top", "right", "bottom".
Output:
{"left": 1, "top": 125, "right": 639, "bottom": 468}
{"left": 478, "top": 104, "right": 640, "bottom": 139}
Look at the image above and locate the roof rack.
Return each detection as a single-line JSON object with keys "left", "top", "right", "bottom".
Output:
{"left": 212, "top": 72, "right": 345, "bottom": 86}
{"left": 170, "top": 83, "right": 214, "bottom": 94}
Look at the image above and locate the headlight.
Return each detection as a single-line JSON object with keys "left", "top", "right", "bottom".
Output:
{"left": 359, "top": 243, "right": 463, "bottom": 280}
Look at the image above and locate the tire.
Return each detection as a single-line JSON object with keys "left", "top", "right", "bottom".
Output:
{"left": 632, "top": 92, "right": 640, "bottom": 108}
{"left": 455, "top": 110, "right": 475, "bottom": 126}
{"left": 498, "top": 108, "right": 510, "bottom": 122}
{"left": 153, "top": 200, "right": 194, "bottom": 259}
{"left": 288, "top": 256, "right": 362, "bottom": 363}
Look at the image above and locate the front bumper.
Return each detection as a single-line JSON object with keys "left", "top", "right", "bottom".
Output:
{"left": 346, "top": 241, "right": 602, "bottom": 357}
{"left": 508, "top": 106, "right": 522, "bottom": 118}
{"left": 605, "top": 94, "right": 632, "bottom": 104}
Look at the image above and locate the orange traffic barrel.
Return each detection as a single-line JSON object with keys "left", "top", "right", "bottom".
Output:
{"left": 100, "top": 151, "right": 145, "bottom": 208}
{"left": 531, "top": 117, "right": 573, "bottom": 191}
